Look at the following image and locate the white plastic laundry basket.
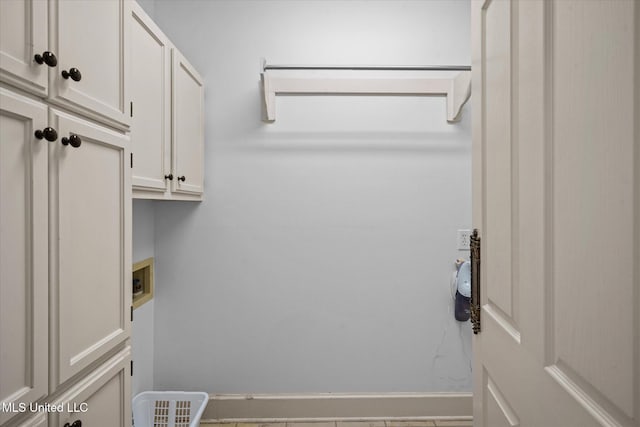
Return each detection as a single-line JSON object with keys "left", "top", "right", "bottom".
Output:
{"left": 133, "top": 391, "right": 208, "bottom": 427}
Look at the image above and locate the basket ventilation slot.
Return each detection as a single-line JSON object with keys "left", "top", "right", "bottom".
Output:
{"left": 175, "top": 400, "right": 192, "bottom": 426}
{"left": 153, "top": 400, "right": 170, "bottom": 426}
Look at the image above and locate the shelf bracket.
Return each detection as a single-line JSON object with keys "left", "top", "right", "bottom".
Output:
{"left": 260, "top": 68, "right": 471, "bottom": 123}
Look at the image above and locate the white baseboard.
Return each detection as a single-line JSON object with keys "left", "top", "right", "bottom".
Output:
{"left": 201, "top": 392, "right": 472, "bottom": 422}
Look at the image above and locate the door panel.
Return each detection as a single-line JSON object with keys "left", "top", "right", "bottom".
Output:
{"left": 483, "top": 0, "right": 519, "bottom": 335}
{"left": 0, "top": 0, "right": 48, "bottom": 95}
{"left": 551, "top": 1, "right": 636, "bottom": 418}
{"left": 472, "top": 0, "right": 639, "bottom": 426}
{"left": 172, "top": 49, "right": 204, "bottom": 195}
{"left": 485, "top": 374, "right": 519, "bottom": 427}
{"left": 48, "top": 0, "right": 130, "bottom": 130}
{"left": 130, "top": 2, "right": 171, "bottom": 192}
{"left": 484, "top": 0, "right": 515, "bottom": 324}
{"left": 50, "top": 109, "right": 131, "bottom": 387}
{"left": 0, "top": 88, "right": 48, "bottom": 425}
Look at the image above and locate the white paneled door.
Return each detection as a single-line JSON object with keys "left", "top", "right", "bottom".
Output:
{"left": 49, "top": 109, "right": 131, "bottom": 387}
{"left": 472, "top": 1, "right": 639, "bottom": 426}
{"left": 472, "top": 0, "right": 640, "bottom": 427}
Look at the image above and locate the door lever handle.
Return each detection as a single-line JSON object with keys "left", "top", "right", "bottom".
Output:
{"left": 470, "top": 229, "right": 481, "bottom": 334}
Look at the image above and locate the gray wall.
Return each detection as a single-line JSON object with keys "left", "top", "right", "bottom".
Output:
{"left": 135, "top": 0, "right": 155, "bottom": 19}
{"left": 132, "top": 199, "right": 155, "bottom": 396}
{"left": 151, "top": 0, "right": 472, "bottom": 393}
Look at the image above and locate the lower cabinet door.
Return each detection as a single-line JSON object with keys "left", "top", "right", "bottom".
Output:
{"left": 49, "top": 347, "right": 131, "bottom": 427}
{"left": 49, "top": 108, "right": 132, "bottom": 387}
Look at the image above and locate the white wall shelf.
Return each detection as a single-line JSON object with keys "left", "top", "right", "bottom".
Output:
{"left": 260, "top": 62, "right": 471, "bottom": 123}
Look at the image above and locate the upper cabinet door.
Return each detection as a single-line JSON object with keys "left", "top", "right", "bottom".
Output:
{"left": 130, "top": 2, "right": 172, "bottom": 193}
{"left": 172, "top": 49, "right": 204, "bottom": 196}
{"left": 0, "top": 0, "right": 49, "bottom": 96}
{"left": 48, "top": 0, "right": 131, "bottom": 130}
{"left": 50, "top": 108, "right": 131, "bottom": 387}
{"left": 0, "top": 88, "right": 48, "bottom": 425}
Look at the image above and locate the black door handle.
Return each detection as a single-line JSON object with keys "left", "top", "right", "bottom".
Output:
{"left": 61, "top": 67, "right": 82, "bottom": 81}
{"left": 177, "top": 176, "right": 186, "bottom": 182}
{"left": 470, "top": 229, "right": 481, "bottom": 335}
{"left": 61, "top": 134, "right": 82, "bottom": 148}
{"left": 164, "top": 174, "right": 174, "bottom": 181}
{"left": 34, "top": 51, "right": 57, "bottom": 67}
{"left": 34, "top": 127, "right": 58, "bottom": 142}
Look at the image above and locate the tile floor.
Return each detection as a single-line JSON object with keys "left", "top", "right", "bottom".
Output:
{"left": 201, "top": 420, "right": 472, "bottom": 427}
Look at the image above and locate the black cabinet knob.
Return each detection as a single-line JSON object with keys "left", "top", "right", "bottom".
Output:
{"left": 61, "top": 134, "right": 82, "bottom": 148}
{"left": 34, "top": 127, "right": 58, "bottom": 142}
{"left": 177, "top": 176, "right": 186, "bottom": 182}
{"left": 63, "top": 421, "right": 82, "bottom": 427}
{"left": 164, "top": 174, "right": 174, "bottom": 180}
{"left": 61, "top": 67, "right": 82, "bottom": 81}
{"left": 34, "top": 51, "right": 57, "bottom": 67}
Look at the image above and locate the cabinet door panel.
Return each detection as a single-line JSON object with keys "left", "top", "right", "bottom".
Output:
{"left": 172, "top": 49, "right": 204, "bottom": 195}
{"left": 50, "top": 347, "right": 131, "bottom": 427}
{"left": 0, "top": 0, "right": 48, "bottom": 95}
{"left": 48, "top": 0, "right": 130, "bottom": 130}
{"left": 130, "top": 2, "right": 171, "bottom": 193}
{"left": 0, "top": 88, "right": 48, "bottom": 425}
{"left": 50, "top": 109, "right": 131, "bottom": 387}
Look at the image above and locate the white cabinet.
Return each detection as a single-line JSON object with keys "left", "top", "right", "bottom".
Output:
{"left": 0, "top": 2, "right": 132, "bottom": 424}
{"left": 0, "top": 0, "right": 131, "bottom": 130}
{"left": 0, "top": 88, "right": 49, "bottom": 426}
{"left": 0, "top": 86, "right": 132, "bottom": 427}
{"left": 130, "top": 3, "right": 204, "bottom": 200}
{"left": 1, "top": 1, "right": 200, "bottom": 424}
{"left": 50, "top": 347, "right": 132, "bottom": 427}
{"left": 49, "top": 109, "right": 132, "bottom": 387}
{"left": 0, "top": 0, "right": 131, "bottom": 427}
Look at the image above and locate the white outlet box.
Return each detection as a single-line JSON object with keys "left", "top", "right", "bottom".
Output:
{"left": 457, "top": 229, "right": 471, "bottom": 250}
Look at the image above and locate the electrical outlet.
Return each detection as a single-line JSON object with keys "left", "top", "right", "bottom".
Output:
{"left": 457, "top": 229, "right": 471, "bottom": 250}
